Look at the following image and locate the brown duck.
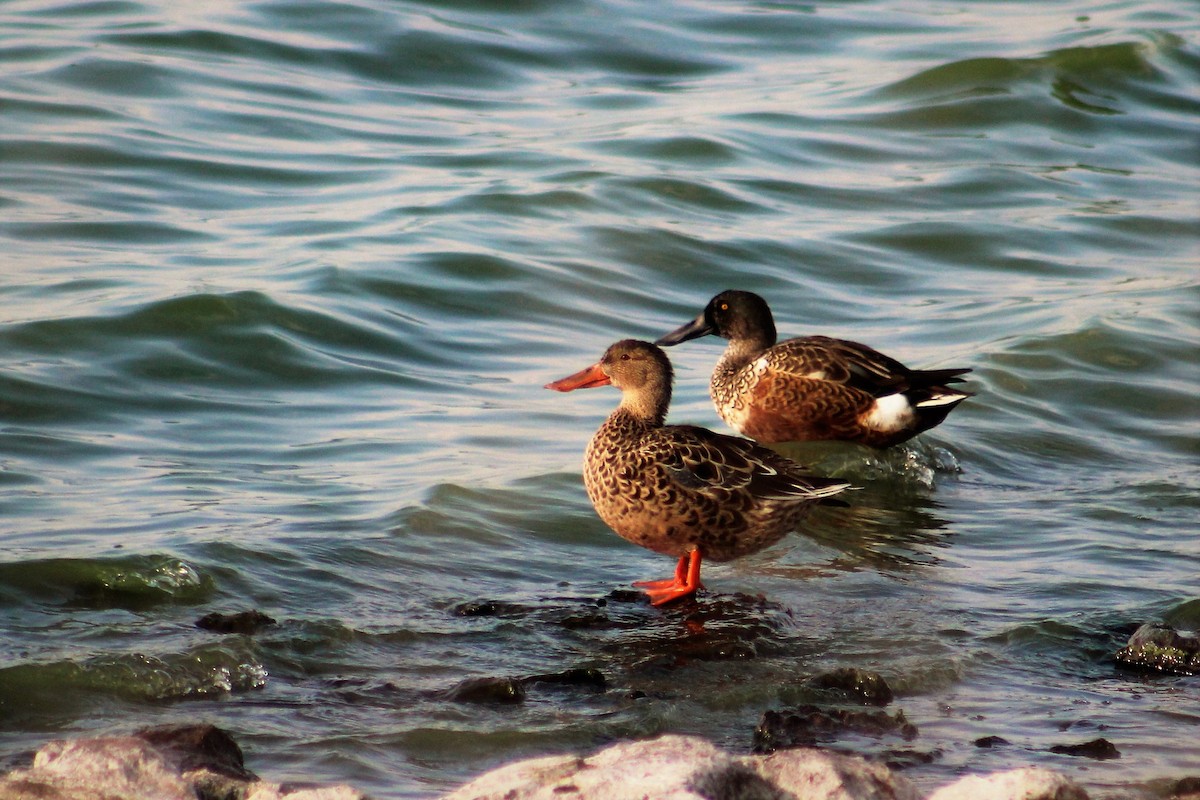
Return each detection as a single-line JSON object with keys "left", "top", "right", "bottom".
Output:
{"left": 545, "top": 339, "right": 850, "bottom": 606}
{"left": 657, "top": 290, "right": 972, "bottom": 448}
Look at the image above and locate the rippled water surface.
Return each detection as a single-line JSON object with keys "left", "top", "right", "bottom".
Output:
{"left": 1, "top": 0, "right": 1197, "bottom": 796}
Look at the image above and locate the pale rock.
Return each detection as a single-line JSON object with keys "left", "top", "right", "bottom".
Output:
{"left": 441, "top": 734, "right": 921, "bottom": 800}
{"left": 927, "top": 767, "right": 1089, "bottom": 800}
{"left": 5, "top": 737, "right": 193, "bottom": 800}
{"left": 441, "top": 735, "right": 734, "bottom": 800}
{"left": 0, "top": 725, "right": 366, "bottom": 800}
{"left": 749, "top": 747, "right": 921, "bottom": 800}
{"left": 247, "top": 785, "right": 367, "bottom": 800}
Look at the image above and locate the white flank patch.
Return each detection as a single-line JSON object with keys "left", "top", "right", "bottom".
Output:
{"left": 865, "top": 393, "right": 913, "bottom": 432}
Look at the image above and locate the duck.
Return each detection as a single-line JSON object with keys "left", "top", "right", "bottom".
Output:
{"left": 545, "top": 339, "right": 850, "bottom": 606}
{"left": 656, "top": 290, "right": 972, "bottom": 448}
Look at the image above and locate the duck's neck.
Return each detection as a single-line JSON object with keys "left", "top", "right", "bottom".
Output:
{"left": 614, "top": 380, "right": 670, "bottom": 428}
{"left": 715, "top": 332, "right": 772, "bottom": 377}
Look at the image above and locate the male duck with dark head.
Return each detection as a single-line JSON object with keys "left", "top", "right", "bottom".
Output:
{"left": 657, "top": 290, "right": 972, "bottom": 448}
{"left": 545, "top": 339, "right": 850, "bottom": 606}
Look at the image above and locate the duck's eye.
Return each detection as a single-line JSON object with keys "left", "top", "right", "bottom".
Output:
{"left": 719, "top": 303, "right": 728, "bottom": 311}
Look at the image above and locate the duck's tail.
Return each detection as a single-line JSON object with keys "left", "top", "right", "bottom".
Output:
{"left": 911, "top": 366, "right": 972, "bottom": 388}
{"left": 906, "top": 368, "right": 973, "bottom": 432}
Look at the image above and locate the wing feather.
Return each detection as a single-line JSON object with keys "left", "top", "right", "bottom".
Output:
{"left": 765, "top": 336, "right": 969, "bottom": 398}
{"left": 641, "top": 425, "right": 850, "bottom": 502}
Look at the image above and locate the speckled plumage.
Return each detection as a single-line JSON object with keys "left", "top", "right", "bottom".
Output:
{"left": 546, "top": 339, "right": 849, "bottom": 604}
{"left": 658, "top": 291, "right": 972, "bottom": 448}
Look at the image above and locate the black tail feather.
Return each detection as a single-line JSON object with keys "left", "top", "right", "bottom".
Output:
{"left": 911, "top": 367, "right": 972, "bottom": 388}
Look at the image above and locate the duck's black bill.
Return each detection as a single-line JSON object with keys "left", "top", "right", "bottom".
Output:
{"left": 655, "top": 314, "right": 714, "bottom": 346}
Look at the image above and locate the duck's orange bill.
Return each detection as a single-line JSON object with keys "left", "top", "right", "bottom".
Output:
{"left": 544, "top": 362, "right": 610, "bottom": 392}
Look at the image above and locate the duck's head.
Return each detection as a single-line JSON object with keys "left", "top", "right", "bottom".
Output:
{"left": 545, "top": 339, "right": 673, "bottom": 395}
{"left": 656, "top": 290, "right": 776, "bottom": 346}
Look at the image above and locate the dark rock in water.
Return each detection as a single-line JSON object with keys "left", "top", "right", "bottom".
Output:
{"left": 327, "top": 677, "right": 405, "bottom": 705}
{"left": 674, "top": 631, "right": 757, "bottom": 661}
{"left": 443, "top": 663, "right": 610, "bottom": 706}
{"left": 1049, "top": 737, "right": 1120, "bottom": 760}
{"left": 195, "top": 610, "right": 276, "bottom": 634}
{"left": 526, "top": 667, "right": 606, "bottom": 692}
{"left": 0, "top": 724, "right": 364, "bottom": 799}
{"left": 753, "top": 705, "right": 918, "bottom": 753}
{"left": 1114, "top": 623, "right": 1200, "bottom": 676}
{"left": 808, "top": 667, "right": 895, "bottom": 706}
{"left": 607, "top": 589, "right": 645, "bottom": 603}
{"left": 883, "top": 747, "right": 940, "bottom": 770}
{"left": 136, "top": 724, "right": 254, "bottom": 782}
{"left": 445, "top": 676, "right": 527, "bottom": 704}
{"left": 974, "top": 735, "right": 1010, "bottom": 748}
{"left": 446, "top": 667, "right": 606, "bottom": 704}
{"left": 453, "top": 599, "right": 530, "bottom": 617}
{"left": 559, "top": 611, "right": 614, "bottom": 630}
{"left": 453, "top": 600, "right": 500, "bottom": 616}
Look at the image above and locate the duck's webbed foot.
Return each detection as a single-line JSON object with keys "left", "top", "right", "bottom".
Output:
{"left": 633, "top": 550, "right": 702, "bottom": 606}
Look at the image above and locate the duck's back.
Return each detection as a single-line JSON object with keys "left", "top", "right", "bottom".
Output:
{"left": 713, "top": 335, "right": 969, "bottom": 446}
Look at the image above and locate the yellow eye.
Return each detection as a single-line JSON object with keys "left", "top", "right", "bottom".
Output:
{"left": 720, "top": 303, "right": 728, "bottom": 311}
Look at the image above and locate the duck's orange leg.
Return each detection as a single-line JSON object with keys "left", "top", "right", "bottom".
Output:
{"left": 632, "top": 554, "right": 688, "bottom": 591}
{"left": 632, "top": 550, "right": 702, "bottom": 606}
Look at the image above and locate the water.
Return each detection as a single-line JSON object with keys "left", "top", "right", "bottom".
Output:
{"left": 1, "top": 0, "right": 1197, "bottom": 796}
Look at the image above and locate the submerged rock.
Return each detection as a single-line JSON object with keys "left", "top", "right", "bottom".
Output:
{"left": 1048, "top": 738, "right": 1120, "bottom": 761}
{"left": 0, "top": 724, "right": 364, "bottom": 800}
{"left": 526, "top": 667, "right": 607, "bottom": 692}
{"left": 445, "top": 668, "right": 607, "bottom": 704}
{"left": 973, "top": 736, "right": 1010, "bottom": 748}
{"left": 195, "top": 609, "right": 277, "bottom": 634}
{"left": 808, "top": 667, "right": 895, "bottom": 706}
{"left": 753, "top": 705, "right": 917, "bottom": 752}
{"left": 445, "top": 676, "right": 528, "bottom": 704}
{"left": 882, "top": 748, "right": 941, "bottom": 771}
{"left": 1114, "top": 623, "right": 1200, "bottom": 676}
{"left": 453, "top": 599, "right": 532, "bottom": 617}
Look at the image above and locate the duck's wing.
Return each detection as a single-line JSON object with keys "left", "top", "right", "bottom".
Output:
{"left": 770, "top": 336, "right": 969, "bottom": 398}
{"left": 642, "top": 425, "right": 850, "bottom": 502}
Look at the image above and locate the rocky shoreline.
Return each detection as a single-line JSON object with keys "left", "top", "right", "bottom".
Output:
{"left": 3, "top": 621, "right": 1195, "bottom": 800}
{"left": 2, "top": 723, "right": 1199, "bottom": 800}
